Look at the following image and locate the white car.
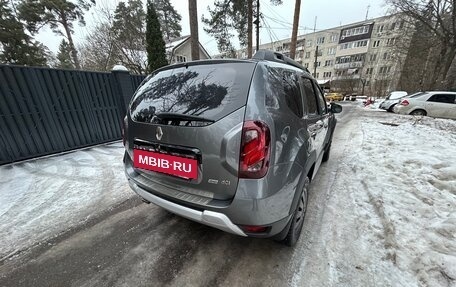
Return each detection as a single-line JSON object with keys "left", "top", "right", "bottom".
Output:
{"left": 379, "top": 91, "right": 408, "bottom": 112}
{"left": 394, "top": 91, "right": 456, "bottom": 119}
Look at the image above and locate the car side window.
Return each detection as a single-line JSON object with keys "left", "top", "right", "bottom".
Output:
{"left": 299, "top": 77, "right": 319, "bottom": 116}
{"left": 427, "top": 94, "right": 455, "bottom": 104}
{"left": 312, "top": 81, "right": 328, "bottom": 114}
{"left": 266, "top": 67, "right": 303, "bottom": 117}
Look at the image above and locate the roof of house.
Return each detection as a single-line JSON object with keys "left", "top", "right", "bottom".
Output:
{"left": 165, "top": 35, "right": 211, "bottom": 59}
{"left": 165, "top": 35, "right": 191, "bottom": 53}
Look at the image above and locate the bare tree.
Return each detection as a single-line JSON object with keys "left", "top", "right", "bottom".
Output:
{"left": 387, "top": 0, "right": 456, "bottom": 89}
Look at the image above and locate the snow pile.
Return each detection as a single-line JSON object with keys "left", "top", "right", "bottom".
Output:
{"left": 0, "top": 143, "right": 133, "bottom": 259}
{"left": 349, "top": 115, "right": 456, "bottom": 286}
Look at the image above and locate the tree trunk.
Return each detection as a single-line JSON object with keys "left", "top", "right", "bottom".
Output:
{"left": 289, "top": 0, "right": 301, "bottom": 59}
{"left": 256, "top": 0, "right": 260, "bottom": 52}
{"left": 428, "top": 44, "right": 447, "bottom": 89}
{"left": 440, "top": 46, "right": 456, "bottom": 89}
{"left": 443, "top": 52, "right": 456, "bottom": 90}
{"left": 188, "top": 0, "right": 199, "bottom": 60}
{"left": 247, "top": 0, "right": 252, "bottom": 58}
{"left": 61, "top": 13, "right": 81, "bottom": 69}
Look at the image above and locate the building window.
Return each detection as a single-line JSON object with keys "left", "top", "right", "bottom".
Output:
{"left": 366, "top": 80, "right": 370, "bottom": 86}
{"left": 316, "top": 37, "right": 325, "bottom": 45}
{"left": 377, "top": 25, "right": 384, "bottom": 33}
{"left": 324, "top": 60, "right": 334, "bottom": 66}
{"left": 313, "top": 72, "right": 319, "bottom": 78}
{"left": 386, "top": 38, "right": 397, "bottom": 46}
{"left": 390, "top": 22, "right": 396, "bottom": 30}
{"left": 379, "top": 66, "right": 391, "bottom": 74}
{"left": 370, "top": 54, "right": 377, "bottom": 62}
{"left": 304, "top": 62, "right": 309, "bottom": 68}
{"left": 176, "top": 55, "right": 187, "bottom": 62}
{"left": 327, "top": 47, "right": 336, "bottom": 55}
{"left": 366, "top": 67, "right": 373, "bottom": 75}
{"left": 305, "top": 51, "right": 311, "bottom": 58}
{"left": 315, "top": 61, "right": 321, "bottom": 67}
{"left": 340, "top": 40, "right": 368, "bottom": 50}
{"left": 383, "top": 52, "right": 391, "bottom": 60}
{"left": 323, "top": 72, "right": 332, "bottom": 78}
{"left": 317, "top": 49, "right": 323, "bottom": 56}
{"left": 341, "top": 25, "right": 370, "bottom": 38}
{"left": 399, "top": 21, "right": 405, "bottom": 29}
{"left": 306, "top": 40, "right": 313, "bottom": 47}
{"left": 373, "top": 40, "right": 381, "bottom": 48}
{"left": 330, "top": 34, "right": 338, "bottom": 43}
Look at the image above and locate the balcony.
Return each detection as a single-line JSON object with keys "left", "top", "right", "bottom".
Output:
{"left": 334, "top": 61, "right": 364, "bottom": 70}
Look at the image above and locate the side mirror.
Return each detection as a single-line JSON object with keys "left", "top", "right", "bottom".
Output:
{"left": 331, "top": 103, "right": 343, "bottom": 113}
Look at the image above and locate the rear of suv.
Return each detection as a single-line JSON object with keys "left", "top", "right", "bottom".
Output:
{"left": 123, "top": 50, "right": 341, "bottom": 246}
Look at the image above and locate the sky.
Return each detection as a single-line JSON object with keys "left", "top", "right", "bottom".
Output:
{"left": 36, "top": 0, "right": 389, "bottom": 57}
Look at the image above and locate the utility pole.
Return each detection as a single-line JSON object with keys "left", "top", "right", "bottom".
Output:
{"left": 289, "top": 0, "right": 301, "bottom": 59}
{"left": 313, "top": 17, "right": 318, "bottom": 78}
{"left": 247, "top": 0, "right": 253, "bottom": 58}
{"left": 188, "top": 0, "right": 200, "bottom": 60}
{"left": 255, "top": 0, "right": 260, "bottom": 51}
{"left": 365, "top": 5, "right": 370, "bottom": 20}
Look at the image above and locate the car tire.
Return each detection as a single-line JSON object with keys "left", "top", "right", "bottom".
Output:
{"left": 387, "top": 104, "right": 396, "bottom": 112}
{"left": 280, "top": 177, "right": 309, "bottom": 247}
{"left": 410, "top": 109, "right": 427, "bottom": 116}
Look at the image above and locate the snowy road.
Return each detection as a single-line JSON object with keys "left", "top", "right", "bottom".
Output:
{"left": 1, "top": 103, "right": 455, "bottom": 287}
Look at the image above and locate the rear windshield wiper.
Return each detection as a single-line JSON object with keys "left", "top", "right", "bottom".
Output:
{"left": 155, "top": 112, "right": 215, "bottom": 123}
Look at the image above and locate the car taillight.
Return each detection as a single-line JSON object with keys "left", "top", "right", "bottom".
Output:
{"left": 239, "top": 120, "right": 270, "bottom": 179}
{"left": 122, "top": 116, "right": 127, "bottom": 146}
{"left": 400, "top": 99, "right": 409, "bottom": 106}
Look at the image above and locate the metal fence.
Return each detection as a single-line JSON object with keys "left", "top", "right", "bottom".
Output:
{"left": 0, "top": 65, "right": 146, "bottom": 165}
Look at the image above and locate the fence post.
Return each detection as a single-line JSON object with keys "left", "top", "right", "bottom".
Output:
{"left": 111, "top": 65, "right": 134, "bottom": 117}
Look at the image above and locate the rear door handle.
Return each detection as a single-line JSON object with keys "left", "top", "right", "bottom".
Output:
{"left": 311, "top": 132, "right": 317, "bottom": 138}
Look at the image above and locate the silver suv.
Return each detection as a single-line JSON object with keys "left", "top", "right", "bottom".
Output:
{"left": 123, "top": 50, "right": 342, "bottom": 246}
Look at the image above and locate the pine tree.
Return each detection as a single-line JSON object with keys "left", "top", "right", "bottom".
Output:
{"left": 152, "top": 0, "right": 182, "bottom": 41}
{"left": 0, "top": 0, "right": 48, "bottom": 66}
{"left": 18, "top": 0, "right": 95, "bottom": 69}
{"left": 202, "top": 0, "right": 282, "bottom": 56}
{"left": 146, "top": 0, "right": 167, "bottom": 73}
{"left": 112, "top": 0, "right": 148, "bottom": 74}
{"left": 56, "top": 39, "right": 74, "bottom": 69}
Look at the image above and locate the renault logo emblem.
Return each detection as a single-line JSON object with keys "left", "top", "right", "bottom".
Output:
{"left": 156, "top": 126, "right": 163, "bottom": 141}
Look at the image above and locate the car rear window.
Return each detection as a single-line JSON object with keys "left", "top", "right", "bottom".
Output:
{"left": 130, "top": 62, "right": 256, "bottom": 123}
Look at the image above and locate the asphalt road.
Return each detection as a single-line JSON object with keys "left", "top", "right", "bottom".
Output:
{"left": 0, "top": 103, "right": 360, "bottom": 287}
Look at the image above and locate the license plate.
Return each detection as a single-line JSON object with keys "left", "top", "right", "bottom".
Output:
{"left": 133, "top": 149, "right": 198, "bottom": 179}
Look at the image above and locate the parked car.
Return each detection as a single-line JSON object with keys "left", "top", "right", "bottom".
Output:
{"left": 325, "top": 92, "right": 344, "bottom": 101}
{"left": 344, "top": 94, "right": 357, "bottom": 101}
{"left": 394, "top": 91, "right": 456, "bottom": 119}
{"left": 123, "top": 50, "right": 342, "bottom": 246}
{"left": 379, "top": 91, "right": 408, "bottom": 112}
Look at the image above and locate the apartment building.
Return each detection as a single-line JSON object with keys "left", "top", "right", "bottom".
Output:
{"left": 237, "top": 14, "right": 410, "bottom": 96}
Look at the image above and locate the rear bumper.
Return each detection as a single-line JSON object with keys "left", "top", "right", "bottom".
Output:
{"left": 394, "top": 105, "right": 410, "bottom": 114}
{"left": 124, "top": 152, "right": 293, "bottom": 238}
{"left": 129, "top": 181, "right": 247, "bottom": 236}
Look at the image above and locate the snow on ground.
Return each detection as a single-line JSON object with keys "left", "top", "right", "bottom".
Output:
{"left": 0, "top": 142, "right": 133, "bottom": 260}
{"left": 335, "top": 107, "right": 455, "bottom": 286}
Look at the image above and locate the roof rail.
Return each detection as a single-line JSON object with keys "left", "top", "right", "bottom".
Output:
{"left": 253, "top": 49, "right": 310, "bottom": 73}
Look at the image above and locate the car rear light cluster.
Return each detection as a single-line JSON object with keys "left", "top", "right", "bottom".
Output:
{"left": 400, "top": 99, "right": 409, "bottom": 106}
{"left": 239, "top": 120, "right": 270, "bottom": 179}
